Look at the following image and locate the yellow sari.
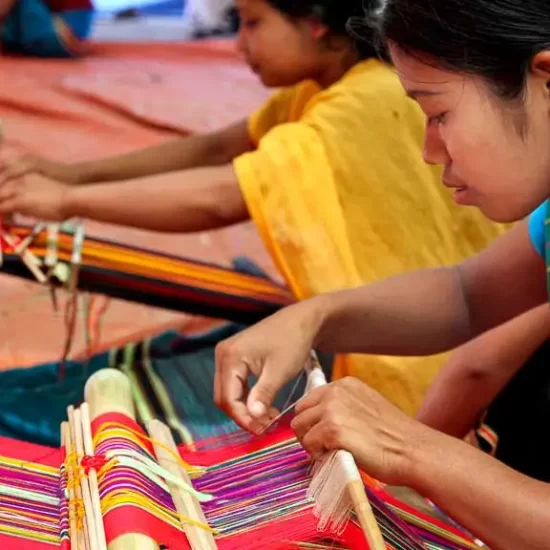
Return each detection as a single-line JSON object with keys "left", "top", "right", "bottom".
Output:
{"left": 233, "top": 58, "right": 510, "bottom": 415}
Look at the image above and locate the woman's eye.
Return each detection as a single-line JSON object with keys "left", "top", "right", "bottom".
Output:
{"left": 242, "top": 18, "right": 259, "bottom": 28}
{"left": 428, "top": 112, "right": 448, "bottom": 126}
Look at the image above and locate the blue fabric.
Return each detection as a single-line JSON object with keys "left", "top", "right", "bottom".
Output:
{"left": 1, "top": 0, "right": 93, "bottom": 57}
{"left": 528, "top": 200, "right": 547, "bottom": 258}
{"left": 0, "top": 257, "right": 313, "bottom": 448}
{"left": 57, "top": 9, "right": 94, "bottom": 39}
{"left": 0, "top": 353, "right": 108, "bottom": 446}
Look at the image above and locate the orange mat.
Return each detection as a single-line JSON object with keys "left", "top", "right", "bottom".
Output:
{"left": 0, "top": 40, "right": 278, "bottom": 368}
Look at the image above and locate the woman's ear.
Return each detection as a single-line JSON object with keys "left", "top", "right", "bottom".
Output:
{"left": 530, "top": 50, "right": 550, "bottom": 94}
{"left": 303, "top": 17, "right": 329, "bottom": 40}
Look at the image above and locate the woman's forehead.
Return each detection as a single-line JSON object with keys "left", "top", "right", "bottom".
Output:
{"left": 389, "top": 44, "right": 464, "bottom": 93}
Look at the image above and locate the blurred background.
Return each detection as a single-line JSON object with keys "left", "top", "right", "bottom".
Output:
{"left": 0, "top": 0, "right": 279, "bottom": 370}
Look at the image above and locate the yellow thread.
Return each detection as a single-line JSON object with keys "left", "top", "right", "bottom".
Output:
{"left": 0, "top": 525, "right": 59, "bottom": 545}
{"left": 93, "top": 421, "right": 203, "bottom": 474}
{"left": 64, "top": 448, "right": 87, "bottom": 531}
{"left": 101, "top": 489, "right": 217, "bottom": 534}
{"left": 0, "top": 455, "right": 58, "bottom": 476}
{"left": 74, "top": 497, "right": 85, "bottom": 531}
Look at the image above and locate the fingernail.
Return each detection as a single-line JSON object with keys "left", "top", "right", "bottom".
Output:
{"left": 249, "top": 401, "right": 266, "bottom": 418}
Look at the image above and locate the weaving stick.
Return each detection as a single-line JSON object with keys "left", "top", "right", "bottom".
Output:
{"left": 80, "top": 402, "right": 109, "bottom": 550}
{"left": 84, "top": 369, "right": 160, "bottom": 550}
{"left": 306, "top": 353, "right": 386, "bottom": 550}
{"left": 62, "top": 421, "right": 82, "bottom": 550}
{"left": 14, "top": 221, "right": 46, "bottom": 254}
{"left": 1, "top": 231, "right": 47, "bottom": 283}
{"left": 65, "top": 411, "right": 91, "bottom": 550}
{"left": 70, "top": 405, "right": 100, "bottom": 550}
{"left": 146, "top": 418, "right": 218, "bottom": 550}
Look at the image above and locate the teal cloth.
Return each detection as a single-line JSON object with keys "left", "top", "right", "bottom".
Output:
{"left": 0, "top": 258, "right": 317, "bottom": 448}
{"left": 0, "top": 351, "right": 107, "bottom": 446}
{"left": 0, "top": 324, "right": 307, "bottom": 447}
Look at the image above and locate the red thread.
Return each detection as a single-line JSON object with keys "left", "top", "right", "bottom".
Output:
{"left": 81, "top": 454, "right": 109, "bottom": 474}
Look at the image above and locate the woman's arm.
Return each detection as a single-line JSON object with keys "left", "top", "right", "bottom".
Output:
{"left": 214, "top": 222, "right": 546, "bottom": 428}
{"left": 68, "top": 120, "right": 253, "bottom": 185}
{"left": 0, "top": 164, "right": 249, "bottom": 233}
{"left": 66, "top": 165, "right": 249, "bottom": 231}
{"left": 310, "top": 223, "right": 546, "bottom": 356}
{"left": 292, "top": 377, "right": 550, "bottom": 550}
{"left": 417, "top": 304, "right": 550, "bottom": 439}
{"left": 410, "top": 428, "right": 550, "bottom": 550}
{"left": 0, "top": 120, "right": 253, "bottom": 186}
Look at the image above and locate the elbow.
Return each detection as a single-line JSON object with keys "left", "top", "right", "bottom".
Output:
{"left": 208, "top": 172, "right": 249, "bottom": 227}
{"left": 443, "top": 346, "right": 496, "bottom": 386}
{"left": 182, "top": 174, "right": 249, "bottom": 231}
{"left": 209, "top": 192, "right": 249, "bottom": 227}
{"left": 203, "top": 133, "right": 238, "bottom": 166}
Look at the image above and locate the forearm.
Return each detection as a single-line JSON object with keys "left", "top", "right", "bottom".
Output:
{"left": 311, "top": 267, "right": 473, "bottom": 357}
{"left": 418, "top": 304, "right": 550, "bottom": 438}
{"left": 68, "top": 120, "right": 252, "bottom": 185}
{"left": 63, "top": 165, "right": 249, "bottom": 232}
{"left": 71, "top": 134, "right": 232, "bottom": 185}
{"left": 416, "top": 373, "right": 487, "bottom": 439}
{"left": 409, "top": 430, "right": 550, "bottom": 550}
{"left": 307, "top": 224, "right": 545, "bottom": 358}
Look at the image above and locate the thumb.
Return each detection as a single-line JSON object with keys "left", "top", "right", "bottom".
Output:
{"left": 2, "top": 158, "right": 32, "bottom": 181}
{"left": 247, "top": 361, "right": 288, "bottom": 419}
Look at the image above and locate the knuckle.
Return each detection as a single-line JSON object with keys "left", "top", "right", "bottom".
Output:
{"left": 323, "top": 406, "right": 340, "bottom": 428}
{"left": 323, "top": 422, "right": 342, "bottom": 450}
{"left": 341, "top": 376, "right": 359, "bottom": 390}
{"left": 215, "top": 339, "right": 237, "bottom": 362}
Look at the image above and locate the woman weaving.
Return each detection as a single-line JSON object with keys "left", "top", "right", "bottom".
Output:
{"left": 207, "top": 0, "right": 550, "bottom": 548}
{"left": 0, "top": 0, "right": 506, "bottom": 416}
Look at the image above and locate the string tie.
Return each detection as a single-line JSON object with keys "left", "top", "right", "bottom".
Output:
{"left": 80, "top": 454, "right": 109, "bottom": 475}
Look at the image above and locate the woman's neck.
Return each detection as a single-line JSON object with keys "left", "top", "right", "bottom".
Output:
{"left": 315, "top": 43, "right": 362, "bottom": 88}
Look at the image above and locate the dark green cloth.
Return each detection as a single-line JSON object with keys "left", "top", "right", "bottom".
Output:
{"left": 0, "top": 258, "right": 331, "bottom": 447}
{"left": 0, "top": 323, "right": 307, "bottom": 447}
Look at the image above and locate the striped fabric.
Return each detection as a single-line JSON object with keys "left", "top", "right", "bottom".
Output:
{"left": 2, "top": 224, "right": 294, "bottom": 325}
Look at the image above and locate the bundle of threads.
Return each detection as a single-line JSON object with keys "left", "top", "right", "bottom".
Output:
{"left": 0, "top": 362, "right": 484, "bottom": 550}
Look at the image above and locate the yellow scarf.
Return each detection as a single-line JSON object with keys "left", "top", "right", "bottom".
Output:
{"left": 234, "top": 59, "right": 510, "bottom": 414}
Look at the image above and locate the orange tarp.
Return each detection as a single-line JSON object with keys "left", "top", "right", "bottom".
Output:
{"left": 0, "top": 40, "right": 278, "bottom": 368}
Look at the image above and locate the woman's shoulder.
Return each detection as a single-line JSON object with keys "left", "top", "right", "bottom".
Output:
{"left": 300, "top": 58, "right": 423, "bottom": 128}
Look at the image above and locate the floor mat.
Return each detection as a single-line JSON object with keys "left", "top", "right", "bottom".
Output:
{"left": 0, "top": 40, "right": 278, "bottom": 369}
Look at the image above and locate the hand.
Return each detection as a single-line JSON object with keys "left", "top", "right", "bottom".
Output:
{"left": 0, "top": 149, "right": 80, "bottom": 186}
{"left": 292, "top": 376, "right": 433, "bottom": 486}
{"left": 0, "top": 173, "right": 71, "bottom": 221}
{"left": 214, "top": 299, "right": 326, "bottom": 433}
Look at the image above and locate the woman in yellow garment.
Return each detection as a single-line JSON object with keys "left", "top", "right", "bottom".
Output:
{"left": 0, "top": 0, "right": 509, "bottom": 415}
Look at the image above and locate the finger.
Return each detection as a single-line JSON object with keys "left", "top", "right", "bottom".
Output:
{"left": 0, "top": 159, "right": 31, "bottom": 184}
{"left": 295, "top": 385, "right": 326, "bottom": 414}
{"left": 247, "top": 356, "right": 296, "bottom": 419}
{"left": 4, "top": 161, "right": 30, "bottom": 180}
{"left": 291, "top": 403, "right": 323, "bottom": 440}
{"left": 248, "top": 406, "right": 281, "bottom": 435}
{"left": 0, "top": 182, "right": 19, "bottom": 213}
{"left": 213, "top": 337, "right": 241, "bottom": 409}
{"left": 0, "top": 198, "right": 19, "bottom": 215}
{"left": 213, "top": 346, "right": 224, "bottom": 408}
{"left": 221, "top": 364, "right": 257, "bottom": 431}
{"left": 0, "top": 178, "right": 17, "bottom": 198}
{"left": 299, "top": 422, "right": 329, "bottom": 461}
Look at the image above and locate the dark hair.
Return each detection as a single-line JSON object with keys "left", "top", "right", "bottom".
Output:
{"left": 365, "top": 0, "right": 550, "bottom": 100}
{"left": 268, "top": 0, "right": 378, "bottom": 59}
